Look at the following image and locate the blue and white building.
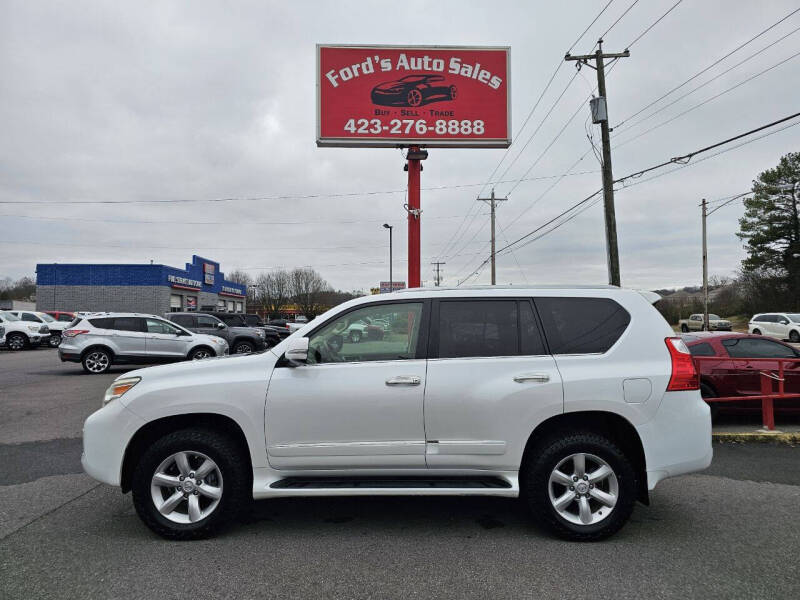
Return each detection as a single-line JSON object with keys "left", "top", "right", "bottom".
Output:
{"left": 36, "top": 255, "right": 247, "bottom": 314}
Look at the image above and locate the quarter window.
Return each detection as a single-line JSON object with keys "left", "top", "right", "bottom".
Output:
{"left": 307, "top": 302, "right": 423, "bottom": 364}
{"left": 438, "top": 300, "right": 518, "bottom": 358}
{"left": 535, "top": 297, "right": 631, "bottom": 355}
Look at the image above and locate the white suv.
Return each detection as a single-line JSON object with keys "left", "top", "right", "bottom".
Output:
{"left": 82, "top": 286, "right": 711, "bottom": 541}
{"left": 748, "top": 312, "right": 800, "bottom": 342}
{"left": 0, "top": 311, "right": 49, "bottom": 350}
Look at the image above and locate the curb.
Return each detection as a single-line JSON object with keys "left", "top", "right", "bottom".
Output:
{"left": 712, "top": 432, "right": 800, "bottom": 445}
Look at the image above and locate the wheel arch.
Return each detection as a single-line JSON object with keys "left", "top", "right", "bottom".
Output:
{"left": 80, "top": 344, "right": 115, "bottom": 360}
{"left": 120, "top": 413, "right": 253, "bottom": 493}
{"left": 520, "top": 411, "right": 649, "bottom": 505}
{"left": 187, "top": 344, "right": 214, "bottom": 358}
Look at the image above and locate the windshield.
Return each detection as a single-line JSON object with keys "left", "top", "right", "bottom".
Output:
{"left": 787, "top": 314, "right": 800, "bottom": 323}
{"left": 1, "top": 311, "right": 21, "bottom": 321}
{"left": 708, "top": 314, "right": 721, "bottom": 320}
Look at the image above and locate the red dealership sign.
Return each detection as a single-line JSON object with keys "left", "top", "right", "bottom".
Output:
{"left": 317, "top": 45, "right": 510, "bottom": 148}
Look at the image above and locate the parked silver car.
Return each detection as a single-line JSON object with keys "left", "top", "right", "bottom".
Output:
{"left": 59, "top": 313, "right": 229, "bottom": 373}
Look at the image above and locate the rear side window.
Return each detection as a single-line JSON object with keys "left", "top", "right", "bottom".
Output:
{"left": 57, "top": 314, "right": 74, "bottom": 321}
{"left": 220, "top": 314, "right": 245, "bottom": 326}
{"left": 688, "top": 342, "right": 716, "bottom": 357}
{"left": 88, "top": 317, "right": 114, "bottom": 329}
{"left": 723, "top": 338, "right": 798, "bottom": 358}
{"left": 113, "top": 317, "right": 145, "bottom": 332}
{"left": 535, "top": 297, "right": 630, "bottom": 355}
{"left": 171, "top": 314, "right": 195, "bottom": 328}
{"left": 438, "top": 300, "right": 518, "bottom": 358}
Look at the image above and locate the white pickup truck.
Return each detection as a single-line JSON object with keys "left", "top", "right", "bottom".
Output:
{"left": 679, "top": 313, "right": 732, "bottom": 332}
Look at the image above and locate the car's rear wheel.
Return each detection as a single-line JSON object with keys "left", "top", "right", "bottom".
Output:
{"left": 49, "top": 334, "right": 62, "bottom": 347}
{"left": 132, "top": 428, "right": 248, "bottom": 540}
{"left": 407, "top": 89, "right": 422, "bottom": 106}
{"left": 82, "top": 348, "right": 111, "bottom": 374}
{"left": 6, "top": 332, "right": 27, "bottom": 351}
{"left": 233, "top": 341, "right": 253, "bottom": 354}
{"left": 349, "top": 330, "right": 362, "bottom": 343}
{"left": 522, "top": 432, "right": 636, "bottom": 541}
{"left": 752, "top": 328, "right": 762, "bottom": 335}
{"left": 681, "top": 324, "right": 689, "bottom": 333}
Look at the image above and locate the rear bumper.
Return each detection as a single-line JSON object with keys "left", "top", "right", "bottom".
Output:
{"left": 636, "top": 389, "right": 713, "bottom": 490}
{"left": 59, "top": 349, "right": 82, "bottom": 363}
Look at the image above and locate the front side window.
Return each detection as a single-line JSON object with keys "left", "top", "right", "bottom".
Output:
{"left": 307, "top": 302, "right": 423, "bottom": 364}
{"left": 197, "top": 315, "right": 220, "bottom": 328}
{"left": 146, "top": 318, "right": 182, "bottom": 335}
{"left": 723, "top": 338, "right": 798, "bottom": 359}
{"left": 438, "top": 300, "right": 518, "bottom": 358}
{"left": 22, "top": 312, "right": 42, "bottom": 322}
{"left": 536, "top": 297, "right": 631, "bottom": 355}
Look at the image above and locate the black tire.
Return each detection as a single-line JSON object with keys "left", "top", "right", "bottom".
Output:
{"left": 790, "top": 330, "right": 800, "bottom": 343}
{"left": 522, "top": 432, "right": 637, "bottom": 541}
{"left": 189, "top": 346, "right": 214, "bottom": 360}
{"left": 700, "top": 383, "right": 719, "bottom": 420}
{"left": 6, "top": 332, "right": 28, "bottom": 351}
{"left": 81, "top": 347, "right": 112, "bottom": 374}
{"left": 49, "top": 334, "right": 62, "bottom": 348}
{"left": 407, "top": 88, "right": 422, "bottom": 107}
{"left": 752, "top": 329, "right": 761, "bottom": 335}
{"left": 233, "top": 341, "right": 254, "bottom": 354}
{"left": 680, "top": 324, "right": 689, "bottom": 333}
{"left": 131, "top": 428, "right": 249, "bottom": 540}
{"left": 349, "top": 330, "right": 362, "bottom": 343}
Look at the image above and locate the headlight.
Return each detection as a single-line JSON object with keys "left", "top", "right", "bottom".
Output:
{"left": 256, "top": 330, "right": 265, "bottom": 338}
{"left": 28, "top": 325, "right": 39, "bottom": 332}
{"left": 214, "top": 337, "right": 226, "bottom": 345}
{"left": 103, "top": 376, "right": 141, "bottom": 407}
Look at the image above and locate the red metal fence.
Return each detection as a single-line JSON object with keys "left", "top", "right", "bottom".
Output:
{"left": 693, "top": 357, "right": 800, "bottom": 430}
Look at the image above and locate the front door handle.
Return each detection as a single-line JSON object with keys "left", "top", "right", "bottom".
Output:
{"left": 514, "top": 373, "right": 550, "bottom": 383}
{"left": 386, "top": 376, "right": 421, "bottom": 386}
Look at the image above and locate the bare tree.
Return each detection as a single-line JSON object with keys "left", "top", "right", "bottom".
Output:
{"left": 254, "top": 270, "right": 292, "bottom": 318}
{"left": 290, "top": 268, "right": 329, "bottom": 318}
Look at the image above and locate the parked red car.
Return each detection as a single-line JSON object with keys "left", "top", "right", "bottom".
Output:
{"left": 44, "top": 311, "right": 76, "bottom": 323}
{"left": 681, "top": 332, "right": 800, "bottom": 414}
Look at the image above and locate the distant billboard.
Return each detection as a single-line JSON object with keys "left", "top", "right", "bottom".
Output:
{"left": 317, "top": 45, "right": 510, "bottom": 148}
{"left": 380, "top": 281, "right": 406, "bottom": 294}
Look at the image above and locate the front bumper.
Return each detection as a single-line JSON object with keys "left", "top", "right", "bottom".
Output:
{"left": 636, "top": 389, "right": 713, "bottom": 490}
{"left": 82, "top": 400, "right": 145, "bottom": 487}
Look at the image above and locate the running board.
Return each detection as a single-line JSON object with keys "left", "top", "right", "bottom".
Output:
{"left": 270, "top": 476, "right": 512, "bottom": 490}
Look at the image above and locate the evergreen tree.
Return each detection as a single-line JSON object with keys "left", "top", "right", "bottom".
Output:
{"left": 737, "top": 151, "right": 800, "bottom": 308}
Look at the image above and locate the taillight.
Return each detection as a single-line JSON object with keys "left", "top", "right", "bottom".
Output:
{"left": 665, "top": 337, "right": 699, "bottom": 391}
{"left": 63, "top": 329, "right": 89, "bottom": 338}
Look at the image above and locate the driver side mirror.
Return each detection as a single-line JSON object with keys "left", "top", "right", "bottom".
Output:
{"left": 216, "top": 322, "right": 226, "bottom": 329}
{"left": 285, "top": 337, "right": 309, "bottom": 365}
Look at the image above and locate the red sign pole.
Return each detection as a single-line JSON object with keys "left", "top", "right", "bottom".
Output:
{"left": 407, "top": 146, "right": 422, "bottom": 288}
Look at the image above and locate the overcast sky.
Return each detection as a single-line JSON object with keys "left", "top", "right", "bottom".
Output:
{"left": 1, "top": 0, "right": 799, "bottom": 292}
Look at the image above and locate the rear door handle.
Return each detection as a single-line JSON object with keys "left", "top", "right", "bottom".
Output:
{"left": 386, "top": 376, "right": 421, "bottom": 386}
{"left": 514, "top": 373, "right": 550, "bottom": 383}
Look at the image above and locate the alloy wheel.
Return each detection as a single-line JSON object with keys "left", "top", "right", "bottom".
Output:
{"left": 150, "top": 451, "right": 223, "bottom": 524}
{"left": 548, "top": 452, "right": 618, "bottom": 526}
{"left": 84, "top": 351, "right": 109, "bottom": 373}
{"left": 192, "top": 349, "right": 212, "bottom": 360}
{"left": 234, "top": 343, "right": 252, "bottom": 354}
{"left": 7, "top": 334, "right": 25, "bottom": 351}
{"left": 49, "top": 335, "right": 62, "bottom": 347}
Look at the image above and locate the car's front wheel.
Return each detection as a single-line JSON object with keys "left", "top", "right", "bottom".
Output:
{"left": 233, "top": 341, "right": 253, "bottom": 354}
{"left": 680, "top": 324, "right": 689, "bottom": 332}
{"left": 132, "top": 429, "right": 249, "bottom": 540}
{"left": 522, "top": 432, "right": 637, "bottom": 541}
{"left": 6, "top": 332, "right": 27, "bottom": 351}
{"left": 189, "top": 346, "right": 213, "bottom": 360}
{"left": 790, "top": 330, "right": 799, "bottom": 343}
{"left": 49, "top": 334, "right": 62, "bottom": 347}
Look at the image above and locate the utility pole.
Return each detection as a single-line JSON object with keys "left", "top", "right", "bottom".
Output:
{"left": 565, "top": 39, "right": 629, "bottom": 287}
{"left": 431, "top": 261, "right": 446, "bottom": 286}
{"left": 701, "top": 198, "right": 709, "bottom": 331}
{"left": 382, "top": 223, "right": 393, "bottom": 292}
{"left": 477, "top": 188, "right": 507, "bottom": 285}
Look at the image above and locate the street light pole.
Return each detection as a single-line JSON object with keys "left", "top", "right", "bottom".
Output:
{"left": 383, "top": 223, "right": 393, "bottom": 292}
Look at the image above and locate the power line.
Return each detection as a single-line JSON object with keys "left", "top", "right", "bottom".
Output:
{"left": 613, "top": 6, "right": 800, "bottom": 129}
{"left": 601, "top": 0, "right": 641, "bottom": 39}
{"left": 625, "top": 0, "right": 683, "bottom": 48}
{"left": 614, "top": 32, "right": 800, "bottom": 141}
{"left": 707, "top": 192, "right": 750, "bottom": 215}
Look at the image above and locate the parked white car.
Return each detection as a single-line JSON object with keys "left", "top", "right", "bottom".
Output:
{"left": 748, "top": 312, "right": 800, "bottom": 342}
{"left": 82, "top": 286, "right": 711, "bottom": 541}
{"left": 7, "top": 310, "right": 67, "bottom": 347}
{"left": 0, "top": 311, "right": 49, "bottom": 350}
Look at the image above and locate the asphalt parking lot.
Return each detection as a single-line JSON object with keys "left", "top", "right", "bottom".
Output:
{"left": 1, "top": 348, "right": 799, "bottom": 599}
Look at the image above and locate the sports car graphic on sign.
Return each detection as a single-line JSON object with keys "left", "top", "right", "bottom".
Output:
{"left": 370, "top": 74, "right": 457, "bottom": 107}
